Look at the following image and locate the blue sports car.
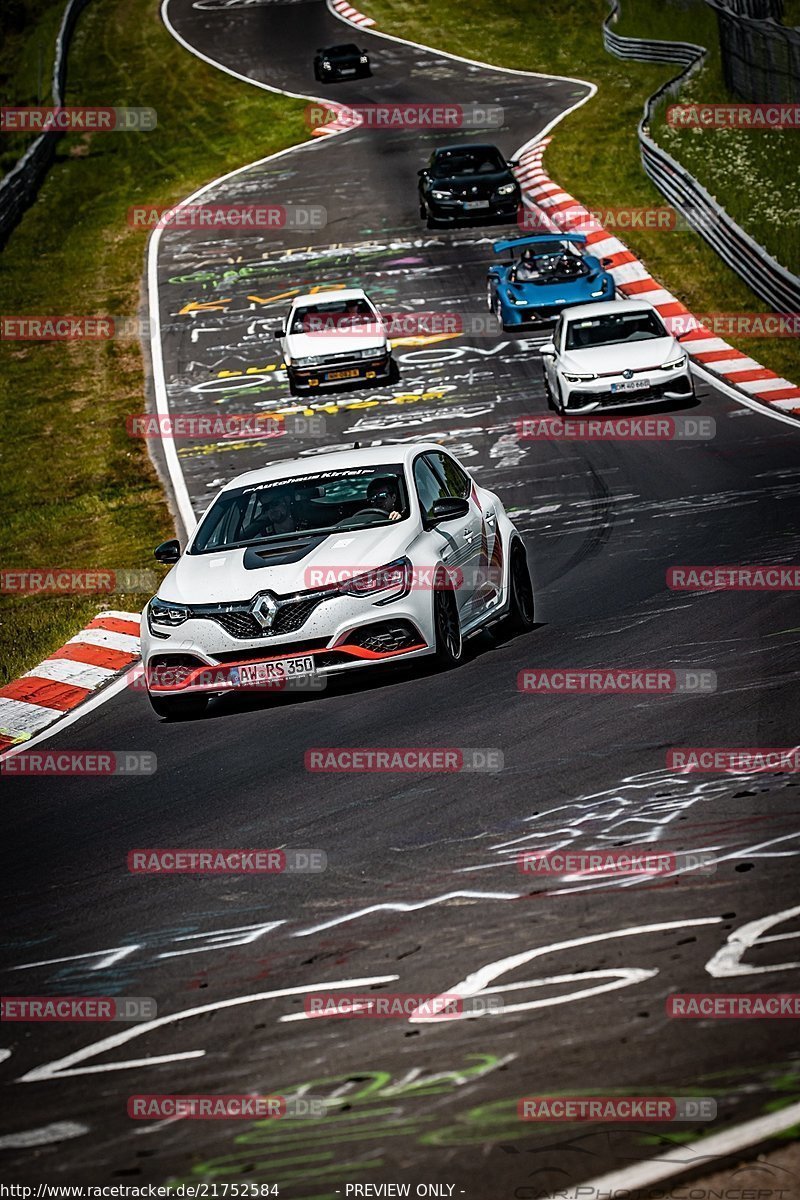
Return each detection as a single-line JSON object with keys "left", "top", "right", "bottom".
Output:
{"left": 487, "top": 234, "right": 615, "bottom": 330}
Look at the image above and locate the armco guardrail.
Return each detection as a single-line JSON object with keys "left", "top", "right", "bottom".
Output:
{"left": 603, "top": 0, "right": 800, "bottom": 314}
{"left": 0, "top": 0, "right": 93, "bottom": 248}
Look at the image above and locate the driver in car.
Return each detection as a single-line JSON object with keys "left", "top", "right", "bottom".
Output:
{"left": 264, "top": 493, "right": 296, "bottom": 534}
{"left": 515, "top": 248, "right": 540, "bottom": 282}
{"left": 367, "top": 476, "right": 403, "bottom": 522}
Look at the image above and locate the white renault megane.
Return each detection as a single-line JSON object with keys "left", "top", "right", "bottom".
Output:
{"left": 141, "top": 443, "right": 534, "bottom": 718}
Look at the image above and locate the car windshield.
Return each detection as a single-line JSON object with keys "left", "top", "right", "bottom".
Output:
{"left": 515, "top": 247, "right": 588, "bottom": 284}
{"left": 326, "top": 44, "right": 359, "bottom": 57}
{"left": 190, "top": 464, "right": 409, "bottom": 553}
{"left": 290, "top": 298, "right": 378, "bottom": 335}
{"left": 431, "top": 148, "right": 506, "bottom": 177}
{"left": 564, "top": 309, "right": 666, "bottom": 350}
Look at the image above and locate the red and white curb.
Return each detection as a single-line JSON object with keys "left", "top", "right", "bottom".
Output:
{"left": 310, "top": 99, "right": 364, "bottom": 138}
{"left": 0, "top": 611, "right": 141, "bottom": 754}
{"left": 330, "top": 0, "right": 375, "bottom": 27}
{"left": 515, "top": 139, "right": 800, "bottom": 414}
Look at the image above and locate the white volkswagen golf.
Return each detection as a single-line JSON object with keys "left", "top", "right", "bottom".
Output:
{"left": 539, "top": 299, "right": 694, "bottom": 415}
{"left": 141, "top": 443, "right": 534, "bottom": 718}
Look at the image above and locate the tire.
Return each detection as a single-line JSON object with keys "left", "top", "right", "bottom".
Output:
{"left": 553, "top": 380, "right": 567, "bottom": 416}
{"left": 505, "top": 541, "right": 535, "bottom": 633}
{"left": 543, "top": 371, "right": 555, "bottom": 410}
{"left": 419, "top": 201, "right": 427, "bottom": 219}
{"left": 493, "top": 294, "right": 511, "bottom": 334}
{"left": 432, "top": 585, "right": 464, "bottom": 669}
{"left": 148, "top": 691, "right": 208, "bottom": 720}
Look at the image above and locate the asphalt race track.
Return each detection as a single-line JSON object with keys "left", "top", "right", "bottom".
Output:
{"left": 3, "top": 1, "right": 800, "bottom": 1195}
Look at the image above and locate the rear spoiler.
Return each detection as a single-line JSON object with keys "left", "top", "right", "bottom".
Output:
{"left": 492, "top": 233, "right": 587, "bottom": 255}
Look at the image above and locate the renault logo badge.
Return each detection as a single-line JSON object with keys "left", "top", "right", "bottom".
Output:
{"left": 251, "top": 592, "right": 279, "bottom": 631}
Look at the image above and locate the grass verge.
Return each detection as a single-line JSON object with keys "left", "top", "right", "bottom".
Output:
{"left": 0, "top": 0, "right": 308, "bottom": 684}
{"left": 355, "top": 0, "right": 799, "bottom": 383}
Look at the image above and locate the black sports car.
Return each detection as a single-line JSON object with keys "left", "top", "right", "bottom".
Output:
{"left": 313, "top": 43, "right": 371, "bottom": 82}
{"left": 418, "top": 144, "right": 520, "bottom": 227}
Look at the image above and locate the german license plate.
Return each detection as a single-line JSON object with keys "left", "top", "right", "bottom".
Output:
{"left": 611, "top": 378, "right": 650, "bottom": 392}
{"left": 233, "top": 656, "right": 315, "bottom": 687}
{"left": 341, "top": 68, "right": 356, "bottom": 74}
{"left": 463, "top": 199, "right": 490, "bottom": 210}
{"left": 327, "top": 367, "right": 360, "bottom": 381}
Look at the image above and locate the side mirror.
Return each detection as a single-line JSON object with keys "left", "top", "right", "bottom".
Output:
{"left": 428, "top": 497, "right": 470, "bottom": 526}
{"left": 273, "top": 327, "right": 284, "bottom": 340}
{"left": 601, "top": 257, "right": 614, "bottom": 268}
{"left": 539, "top": 342, "right": 556, "bottom": 357}
{"left": 154, "top": 539, "right": 181, "bottom": 564}
{"left": 417, "top": 168, "right": 427, "bottom": 177}
{"left": 507, "top": 158, "right": 519, "bottom": 168}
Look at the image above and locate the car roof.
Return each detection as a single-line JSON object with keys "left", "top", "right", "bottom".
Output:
{"left": 289, "top": 287, "right": 369, "bottom": 308}
{"left": 560, "top": 299, "right": 660, "bottom": 321}
{"left": 432, "top": 143, "right": 501, "bottom": 156}
{"left": 220, "top": 442, "right": 450, "bottom": 492}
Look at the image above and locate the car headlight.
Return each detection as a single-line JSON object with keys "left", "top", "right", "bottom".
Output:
{"left": 148, "top": 598, "right": 190, "bottom": 630}
{"left": 322, "top": 62, "right": 332, "bottom": 69}
{"left": 661, "top": 354, "right": 687, "bottom": 370}
{"left": 358, "top": 346, "right": 386, "bottom": 359}
{"left": 359, "top": 54, "right": 368, "bottom": 63}
{"left": 340, "top": 558, "right": 411, "bottom": 603}
{"left": 293, "top": 355, "right": 323, "bottom": 367}
{"left": 563, "top": 372, "right": 597, "bottom": 383}
{"left": 431, "top": 190, "right": 453, "bottom": 201}
{"left": 591, "top": 287, "right": 607, "bottom": 297}
{"left": 496, "top": 182, "right": 517, "bottom": 196}
{"left": 511, "top": 296, "right": 528, "bottom": 306}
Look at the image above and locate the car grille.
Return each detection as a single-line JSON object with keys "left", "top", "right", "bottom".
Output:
{"left": 345, "top": 621, "right": 423, "bottom": 654}
{"left": 208, "top": 592, "right": 330, "bottom": 640}
{"left": 568, "top": 378, "right": 692, "bottom": 408}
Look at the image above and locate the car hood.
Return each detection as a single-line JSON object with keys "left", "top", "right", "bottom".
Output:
{"left": 285, "top": 331, "right": 387, "bottom": 359}
{"left": 560, "top": 336, "right": 678, "bottom": 374}
{"left": 429, "top": 169, "right": 514, "bottom": 192}
{"left": 506, "top": 272, "right": 607, "bottom": 303}
{"left": 158, "top": 523, "right": 414, "bottom": 604}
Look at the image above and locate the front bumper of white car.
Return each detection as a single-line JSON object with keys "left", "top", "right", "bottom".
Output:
{"left": 559, "top": 361, "right": 694, "bottom": 414}
{"left": 287, "top": 348, "right": 392, "bottom": 390}
{"left": 140, "top": 585, "right": 434, "bottom": 697}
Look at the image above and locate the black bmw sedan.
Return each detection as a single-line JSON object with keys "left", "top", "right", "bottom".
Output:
{"left": 418, "top": 144, "right": 520, "bottom": 227}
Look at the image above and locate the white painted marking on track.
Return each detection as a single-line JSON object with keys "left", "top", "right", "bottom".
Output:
{"left": 291, "top": 890, "right": 520, "bottom": 937}
{"left": 17, "top": 976, "right": 399, "bottom": 1082}
{"left": 557, "top": 1100, "right": 800, "bottom": 1200}
{"left": 0, "top": 1122, "right": 88, "bottom": 1149}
